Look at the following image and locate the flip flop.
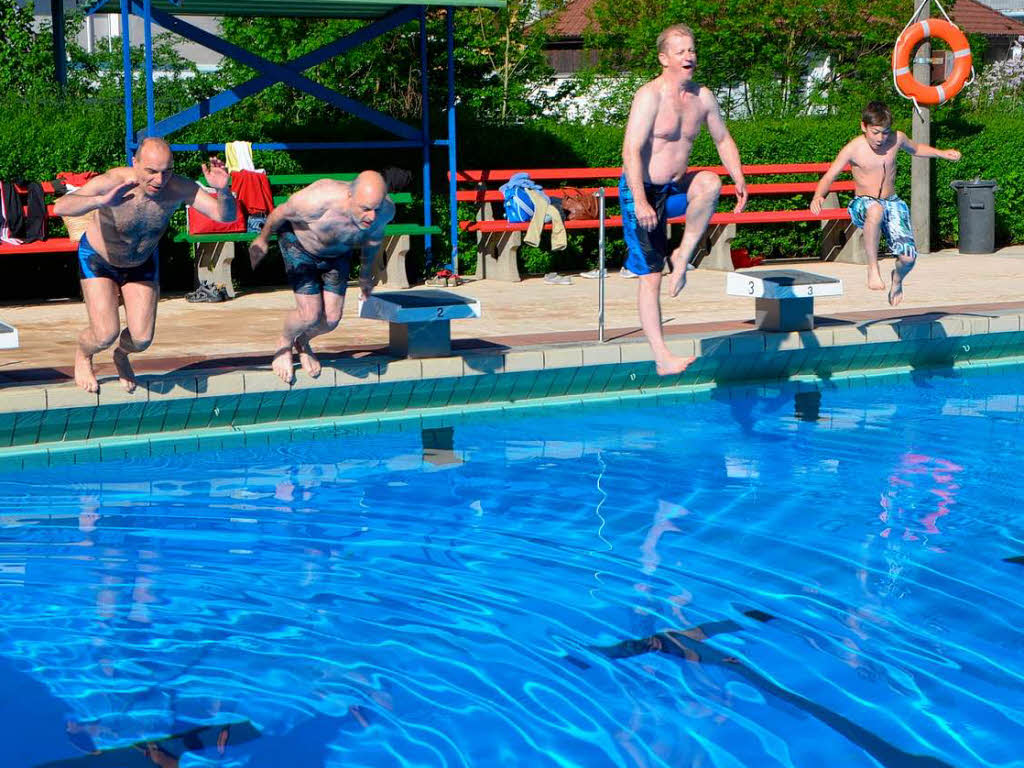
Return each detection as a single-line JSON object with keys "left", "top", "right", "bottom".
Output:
{"left": 544, "top": 273, "right": 572, "bottom": 285}
{"left": 186, "top": 281, "right": 227, "bottom": 303}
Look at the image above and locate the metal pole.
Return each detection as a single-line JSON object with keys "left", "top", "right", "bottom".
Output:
{"left": 419, "top": 9, "right": 433, "bottom": 265}
{"left": 144, "top": 0, "right": 156, "bottom": 138}
{"left": 447, "top": 7, "right": 458, "bottom": 275}
{"left": 597, "top": 188, "right": 606, "bottom": 342}
{"left": 121, "top": 0, "right": 134, "bottom": 163}
{"left": 52, "top": 0, "right": 67, "bottom": 87}
{"left": 911, "top": 1, "right": 932, "bottom": 254}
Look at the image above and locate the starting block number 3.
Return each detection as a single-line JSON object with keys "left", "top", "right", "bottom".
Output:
{"left": 746, "top": 280, "right": 813, "bottom": 296}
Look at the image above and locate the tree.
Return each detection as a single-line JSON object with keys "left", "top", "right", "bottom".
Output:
{"left": 0, "top": 0, "right": 58, "bottom": 96}
{"left": 585, "top": 0, "right": 907, "bottom": 116}
{"left": 458, "top": 0, "right": 562, "bottom": 124}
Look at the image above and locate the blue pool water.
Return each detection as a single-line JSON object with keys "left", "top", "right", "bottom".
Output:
{"left": 2, "top": 368, "right": 1024, "bottom": 767}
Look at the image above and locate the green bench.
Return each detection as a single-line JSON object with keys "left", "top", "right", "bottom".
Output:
{"left": 173, "top": 173, "right": 441, "bottom": 296}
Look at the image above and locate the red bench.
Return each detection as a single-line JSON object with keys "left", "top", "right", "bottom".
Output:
{"left": 0, "top": 182, "right": 78, "bottom": 259}
{"left": 0, "top": 181, "right": 79, "bottom": 256}
{"left": 451, "top": 164, "right": 863, "bottom": 280}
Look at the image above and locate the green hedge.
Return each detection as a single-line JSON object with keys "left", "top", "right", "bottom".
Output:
{"left": 1, "top": 93, "right": 1020, "bottom": 290}
{"left": 456, "top": 111, "right": 1023, "bottom": 270}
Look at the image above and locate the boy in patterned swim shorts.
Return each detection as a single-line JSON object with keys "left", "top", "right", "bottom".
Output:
{"left": 810, "top": 101, "right": 961, "bottom": 306}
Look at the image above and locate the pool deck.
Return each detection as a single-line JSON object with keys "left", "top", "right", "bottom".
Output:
{"left": 3, "top": 247, "right": 1024, "bottom": 386}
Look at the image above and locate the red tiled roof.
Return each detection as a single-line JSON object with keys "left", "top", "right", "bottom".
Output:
{"left": 951, "top": 0, "right": 1024, "bottom": 36}
{"left": 548, "top": 0, "right": 598, "bottom": 38}
{"left": 548, "top": 0, "right": 1024, "bottom": 39}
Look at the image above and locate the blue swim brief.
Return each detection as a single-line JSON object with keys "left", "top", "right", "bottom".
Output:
{"left": 278, "top": 224, "right": 351, "bottom": 296}
{"left": 847, "top": 195, "right": 918, "bottom": 259}
{"left": 620, "top": 176, "right": 690, "bottom": 276}
{"left": 77, "top": 233, "right": 159, "bottom": 285}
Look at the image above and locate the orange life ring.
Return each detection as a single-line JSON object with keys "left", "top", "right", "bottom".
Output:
{"left": 892, "top": 19, "right": 972, "bottom": 106}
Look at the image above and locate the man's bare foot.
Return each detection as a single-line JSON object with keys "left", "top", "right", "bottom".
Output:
{"left": 867, "top": 272, "right": 886, "bottom": 291}
{"left": 655, "top": 355, "right": 696, "bottom": 376}
{"left": 112, "top": 348, "right": 137, "bottom": 393}
{"left": 888, "top": 269, "right": 905, "bottom": 307}
{"left": 75, "top": 348, "right": 99, "bottom": 393}
{"left": 294, "top": 336, "right": 321, "bottom": 378}
{"left": 669, "top": 259, "right": 690, "bottom": 298}
{"left": 272, "top": 345, "right": 295, "bottom": 384}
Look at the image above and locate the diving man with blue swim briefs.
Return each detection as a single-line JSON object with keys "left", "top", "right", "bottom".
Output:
{"left": 811, "top": 101, "right": 961, "bottom": 306}
{"left": 54, "top": 137, "right": 237, "bottom": 393}
{"left": 621, "top": 24, "right": 748, "bottom": 376}
{"left": 249, "top": 173, "right": 395, "bottom": 384}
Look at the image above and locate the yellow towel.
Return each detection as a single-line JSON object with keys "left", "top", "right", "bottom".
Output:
{"left": 224, "top": 141, "right": 254, "bottom": 172}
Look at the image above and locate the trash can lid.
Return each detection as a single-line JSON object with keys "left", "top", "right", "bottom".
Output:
{"left": 950, "top": 179, "right": 998, "bottom": 189}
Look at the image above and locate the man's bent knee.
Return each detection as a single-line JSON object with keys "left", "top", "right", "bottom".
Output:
{"left": 130, "top": 336, "right": 154, "bottom": 353}
{"left": 690, "top": 171, "right": 722, "bottom": 201}
{"left": 298, "top": 308, "right": 326, "bottom": 329}
{"left": 92, "top": 325, "right": 121, "bottom": 349}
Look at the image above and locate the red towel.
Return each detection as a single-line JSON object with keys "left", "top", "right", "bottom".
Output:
{"left": 56, "top": 171, "right": 99, "bottom": 188}
{"left": 231, "top": 170, "right": 274, "bottom": 215}
{"left": 188, "top": 191, "right": 247, "bottom": 235}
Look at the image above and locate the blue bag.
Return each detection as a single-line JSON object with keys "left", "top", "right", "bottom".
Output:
{"left": 500, "top": 173, "right": 547, "bottom": 224}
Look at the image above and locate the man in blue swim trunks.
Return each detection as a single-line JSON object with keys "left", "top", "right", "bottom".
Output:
{"left": 54, "top": 137, "right": 236, "bottom": 393}
{"left": 249, "top": 172, "right": 395, "bottom": 383}
{"left": 621, "top": 23, "right": 748, "bottom": 376}
{"left": 811, "top": 101, "right": 961, "bottom": 306}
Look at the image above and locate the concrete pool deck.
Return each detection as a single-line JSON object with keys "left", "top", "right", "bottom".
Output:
{"left": 1, "top": 247, "right": 1024, "bottom": 465}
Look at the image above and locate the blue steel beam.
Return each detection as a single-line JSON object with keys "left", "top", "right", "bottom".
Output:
{"left": 121, "top": 0, "right": 134, "bottom": 162}
{"left": 143, "top": 0, "right": 155, "bottom": 135}
{"left": 131, "top": 3, "right": 420, "bottom": 142}
{"left": 447, "top": 6, "right": 458, "bottom": 273}
{"left": 419, "top": 8, "right": 433, "bottom": 263}
{"left": 169, "top": 141, "right": 428, "bottom": 151}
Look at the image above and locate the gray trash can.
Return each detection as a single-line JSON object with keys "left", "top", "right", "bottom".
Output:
{"left": 950, "top": 179, "right": 998, "bottom": 254}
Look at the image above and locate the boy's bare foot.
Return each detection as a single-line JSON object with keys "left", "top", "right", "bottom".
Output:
{"left": 272, "top": 345, "right": 295, "bottom": 384}
{"left": 294, "top": 335, "right": 321, "bottom": 378}
{"left": 75, "top": 348, "right": 99, "bottom": 393}
{"left": 112, "top": 348, "right": 137, "bottom": 393}
{"left": 655, "top": 355, "right": 696, "bottom": 376}
{"left": 888, "top": 269, "right": 905, "bottom": 307}
{"left": 867, "top": 272, "right": 886, "bottom": 291}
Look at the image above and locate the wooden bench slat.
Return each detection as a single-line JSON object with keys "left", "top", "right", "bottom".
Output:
{"left": 0, "top": 238, "right": 78, "bottom": 255}
{"left": 460, "top": 207, "right": 851, "bottom": 233}
{"left": 452, "top": 163, "right": 845, "bottom": 183}
{"left": 274, "top": 191, "right": 417, "bottom": 205}
{"left": 176, "top": 222, "right": 442, "bottom": 244}
{"left": 454, "top": 180, "right": 858, "bottom": 204}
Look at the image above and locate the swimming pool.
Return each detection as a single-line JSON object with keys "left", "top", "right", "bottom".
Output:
{"left": 1, "top": 366, "right": 1023, "bottom": 767}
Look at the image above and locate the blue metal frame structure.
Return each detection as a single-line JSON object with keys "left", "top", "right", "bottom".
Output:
{"left": 105, "top": 2, "right": 462, "bottom": 270}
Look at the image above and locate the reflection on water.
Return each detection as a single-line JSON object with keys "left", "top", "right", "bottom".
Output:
{"left": 1, "top": 371, "right": 1023, "bottom": 767}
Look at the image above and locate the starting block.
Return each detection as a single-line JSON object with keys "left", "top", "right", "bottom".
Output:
{"left": 726, "top": 269, "right": 843, "bottom": 332}
{"left": 0, "top": 319, "right": 19, "bottom": 350}
{"left": 359, "top": 289, "right": 481, "bottom": 358}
